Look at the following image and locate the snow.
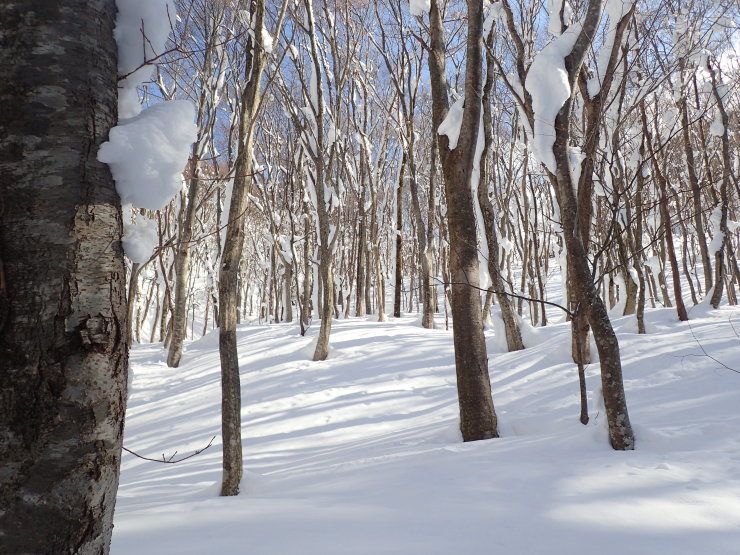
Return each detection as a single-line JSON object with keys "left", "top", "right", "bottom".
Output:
{"left": 586, "top": 0, "right": 634, "bottom": 98}
{"left": 437, "top": 95, "right": 465, "bottom": 150}
{"left": 261, "top": 27, "right": 274, "bottom": 54}
{"left": 547, "top": 0, "right": 572, "bottom": 36}
{"left": 115, "top": 0, "right": 174, "bottom": 118}
{"left": 98, "top": 100, "right": 197, "bottom": 211}
{"left": 709, "top": 110, "right": 725, "bottom": 136}
{"left": 409, "top": 0, "right": 430, "bottom": 17}
{"left": 483, "top": 1, "right": 504, "bottom": 38}
{"left": 113, "top": 304, "right": 740, "bottom": 554}
{"left": 524, "top": 23, "right": 582, "bottom": 173}
{"left": 121, "top": 205, "right": 158, "bottom": 264}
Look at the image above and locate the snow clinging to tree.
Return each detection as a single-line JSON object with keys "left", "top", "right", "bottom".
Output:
{"left": 115, "top": 0, "right": 175, "bottom": 118}
{"left": 524, "top": 21, "right": 582, "bottom": 173}
{"left": 98, "top": 100, "right": 197, "bottom": 211}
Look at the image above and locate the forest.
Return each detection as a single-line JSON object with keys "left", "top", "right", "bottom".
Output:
{"left": 0, "top": 0, "right": 737, "bottom": 552}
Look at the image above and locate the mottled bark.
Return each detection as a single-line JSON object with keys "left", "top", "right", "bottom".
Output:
{"left": 0, "top": 1, "right": 127, "bottom": 552}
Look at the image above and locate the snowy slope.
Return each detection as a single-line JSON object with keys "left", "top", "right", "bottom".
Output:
{"left": 112, "top": 306, "right": 740, "bottom": 554}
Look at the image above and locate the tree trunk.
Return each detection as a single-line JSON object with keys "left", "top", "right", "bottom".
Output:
{"left": 428, "top": 0, "right": 497, "bottom": 441}
{"left": 0, "top": 1, "right": 127, "bottom": 551}
{"left": 707, "top": 61, "right": 731, "bottom": 309}
{"left": 168, "top": 167, "right": 201, "bottom": 367}
{"left": 218, "top": 0, "right": 270, "bottom": 496}
{"left": 548, "top": 0, "right": 634, "bottom": 449}
{"left": 480, "top": 36, "right": 524, "bottom": 351}
{"left": 394, "top": 153, "right": 405, "bottom": 318}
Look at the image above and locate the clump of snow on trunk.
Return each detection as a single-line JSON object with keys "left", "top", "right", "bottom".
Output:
{"left": 438, "top": 96, "right": 465, "bottom": 150}
{"left": 115, "top": 0, "right": 174, "bottom": 118}
{"left": 409, "top": 0, "right": 430, "bottom": 17}
{"left": 524, "top": 23, "right": 582, "bottom": 172}
{"left": 121, "top": 205, "right": 159, "bottom": 264}
{"left": 99, "top": 100, "right": 196, "bottom": 211}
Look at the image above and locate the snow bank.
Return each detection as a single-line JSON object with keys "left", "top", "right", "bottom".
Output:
{"left": 99, "top": 100, "right": 197, "bottom": 211}
{"left": 115, "top": 0, "right": 174, "bottom": 118}
{"left": 114, "top": 308, "right": 740, "bottom": 555}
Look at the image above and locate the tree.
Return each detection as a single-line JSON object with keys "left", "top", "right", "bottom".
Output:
{"left": 0, "top": 0, "right": 127, "bottom": 551}
{"left": 426, "top": 0, "right": 498, "bottom": 441}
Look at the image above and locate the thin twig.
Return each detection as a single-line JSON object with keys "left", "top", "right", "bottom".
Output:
{"left": 123, "top": 436, "right": 216, "bottom": 464}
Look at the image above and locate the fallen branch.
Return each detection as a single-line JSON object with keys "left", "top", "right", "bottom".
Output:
{"left": 123, "top": 436, "right": 216, "bottom": 464}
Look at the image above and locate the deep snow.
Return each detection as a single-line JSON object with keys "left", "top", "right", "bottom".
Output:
{"left": 113, "top": 304, "right": 740, "bottom": 554}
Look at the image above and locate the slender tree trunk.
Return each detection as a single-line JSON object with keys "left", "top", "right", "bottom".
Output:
{"left": 394, "top": 153, "right": 405, "bottom": 317}
{"left": 680, "top": 96, "right": 712, "bottom": 290}
{"left": 218, "top": 0, "right": 270, "bottom": 496}
{"left": 0, "top": 1, "right": 127, "bottom": 551}
{"left": 428, "top": 0, "right": 497, "bottom": 441}
{"left": 707, "top": 61, "right": 731, "bottom": 309}
{"left": 480, "top": 37, "right": 524, "bottom": 351}
{"left": 643, "top": 105, "right": 688, "bottom": 321}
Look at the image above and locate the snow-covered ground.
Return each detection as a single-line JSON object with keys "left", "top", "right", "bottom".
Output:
{"left": 112, "top": 304, "right": 740, "bottom": 554}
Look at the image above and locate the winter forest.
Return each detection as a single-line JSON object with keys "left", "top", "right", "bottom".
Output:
{"left": 0, "top": 0, "right": 738, "bottom": 553}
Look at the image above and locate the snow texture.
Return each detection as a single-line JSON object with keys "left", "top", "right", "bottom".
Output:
{"left": 261, "top": 27, "right": 274, "bottom": 54}
{"left": 547, "top": 0, "right": 573, "bottom": 36}
{"left": 709, "top": 110, "right": 725, "bottom": 136}
{"left": 587, "top": 0, "right": 634, "bottom": 98}
{"left": 98, "top": 100, "right": 197, "bottom": 211}
{"left": 409, "top": 0, "right": 431, "bottom": 17}
{"left": 113, "top": 304, "right": 740, "bottom": 555}
{"left": 121, "top": 205, "right": 158, "bottom": 264}
{"left": 437, "top": 95, "right": 465, "bottom": 150}
{"left": 483, "top": 1, "right": 504, "bottom": 38}
{"left": 524, "top": 22, "right": 582, "bottom": 173}
{"left": 115, "top": 0, "right": 174, "bottom": 118}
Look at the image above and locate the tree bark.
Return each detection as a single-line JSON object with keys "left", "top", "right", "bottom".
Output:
{"left": 218, "top": 0, "right": 269, "bottom": 496}
{"left": 394, "top": 152, "right": 405, "bottom": 318}
{"left": 550, "top": 0, "right": 634, "bottom": 449}
{"left": 480, "top": 35, "right": 524, "bottom": 352}
{"left": 428, "top": 0, "right": 498, "bottom": 441}
{"left": 0, "top": 1, "right": 127, "bottom": 551}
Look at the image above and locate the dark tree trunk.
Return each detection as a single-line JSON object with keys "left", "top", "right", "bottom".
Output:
{"left": 394, "top": 153, "right": 405, "bottom": 318}
{"left": 0, "top": 1, "right": 127, "bottom": 552}
{"left": 428, "top": 0, "right": 498, "bottom": 441}
{"left": 549, "top": 0, "right": 634, "bottom": 450}
{"left": 218, "top": 0, "right": 269, "bottom": 496}
{"left": 480, "top": 36, "right": 524, "bottom": 352}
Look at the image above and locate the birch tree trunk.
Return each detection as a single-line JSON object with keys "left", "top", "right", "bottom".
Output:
{"left": 0, "top": 1, "right": 127, "bottom": 551}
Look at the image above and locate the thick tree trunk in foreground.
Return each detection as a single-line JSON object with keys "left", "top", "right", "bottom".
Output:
{"left": 0, "top": 1, "right": 127, "bottom": 551}
{"left": 428, "top": 0, "right": 497, "bottom": 441}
